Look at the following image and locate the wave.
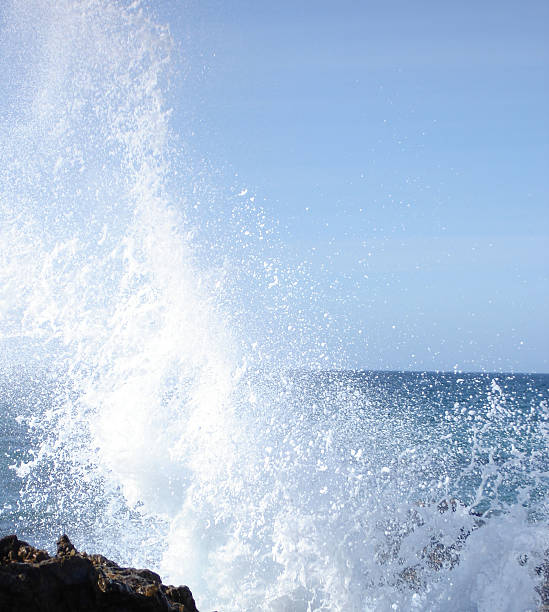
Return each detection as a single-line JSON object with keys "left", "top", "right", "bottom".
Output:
{"left": 1, "top": 2, "right": 548, "bottom": 610}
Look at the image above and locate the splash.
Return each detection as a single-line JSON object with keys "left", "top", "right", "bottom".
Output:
{"left": 1, "top": 0, "right": 240, "bottom": 566}
{"left": 1, "top": 2, "right": 548, "bottom": 611}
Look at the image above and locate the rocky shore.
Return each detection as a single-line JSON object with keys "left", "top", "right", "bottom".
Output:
{"left": 1, "top": 529, "right": 548, "bottom": 611}
{"left": 0, "top": 534, "right": 201, "bottom": 612}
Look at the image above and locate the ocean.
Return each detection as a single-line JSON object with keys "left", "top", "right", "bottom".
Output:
{"left": 1, "top": 369, "right": 548, "bottom": 610}
{"left": 1, "top": 1, "right": 548, "bottom": 610}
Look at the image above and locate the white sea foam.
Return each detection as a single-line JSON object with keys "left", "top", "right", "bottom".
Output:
{"left": 1, "top": 2, "right": 548, "bottom": 611}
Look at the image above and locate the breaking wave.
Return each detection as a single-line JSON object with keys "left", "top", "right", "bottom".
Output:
{"left": 1, "top": 2, "right": 548, "bottom": 610}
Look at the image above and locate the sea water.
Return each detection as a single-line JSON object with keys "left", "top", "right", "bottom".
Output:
{"left": 1, "top": 370, "right": 548, "bottom": 610}
{"left": 1, "top": 1, "right": 548, "bottom": 611}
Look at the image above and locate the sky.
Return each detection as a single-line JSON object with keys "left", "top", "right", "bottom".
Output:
{"left": 0, "top": 0, "right": 546, "bottom": 373}
{"left": 151, "top": 0, "right": 549, "bottom": 373}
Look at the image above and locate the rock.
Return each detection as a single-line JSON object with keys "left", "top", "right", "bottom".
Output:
{"left": 536, "top": 556, "right": 549, "bottom": 611}
{"left": 57, "top": 534, "right": 77, "bottom": 557}
{"left": 0, "top": 534, "right": 200, "bottom": 612}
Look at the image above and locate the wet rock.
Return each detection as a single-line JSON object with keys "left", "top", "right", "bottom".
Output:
{"left": 421, "top": 537, "right": 460, "bottom": 571}
{"left": 397, "top": 564, "right": 424, "bottom": 591}
{"left": 0, "top": 534, "right": 51, "bottom": 564}
{"left": 436, "top": 497, "right": 458, "bottom": 514}
{"left": 0, "top": 534, "right": 200, "bottom": 612}
{"left": 536, "top": 556, "right": 549, "bottom": 611}
{"left": 57, "top": 534, "right": 77, "bottom": 557}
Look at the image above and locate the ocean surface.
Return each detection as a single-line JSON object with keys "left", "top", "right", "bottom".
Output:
{"left": 0, "top": 1, "right": 548, "bottom": 610}
{"left": 1, "top": 369, "right": 548, "bottom": 611}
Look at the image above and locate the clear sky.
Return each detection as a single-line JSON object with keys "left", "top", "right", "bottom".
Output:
{"left": 159, "top": 0, "right": 548, "bottom": 372}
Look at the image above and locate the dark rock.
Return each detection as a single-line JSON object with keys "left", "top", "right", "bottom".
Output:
{"left": 536, "top": 556, "right": 549, "bottom": 611}
{"left": 436, "top": 497, "right": 458, "bottom": 514}
{"left": 57, "top": 534, "right": 77, "bottom": 557}
{"left": 421, "top": 537, "right": 460, "bottom": 571}
{"left": 0, "top": 535, "right": 200, "bottom": 612}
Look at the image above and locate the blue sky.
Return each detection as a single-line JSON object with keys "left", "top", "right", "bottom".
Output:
{"left": 158, "top": 0, "right": 548, "bottom": 372}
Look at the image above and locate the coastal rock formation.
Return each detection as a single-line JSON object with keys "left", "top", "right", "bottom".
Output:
{"left": 0, "top": 534, "right": 200, "bottom": 612}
